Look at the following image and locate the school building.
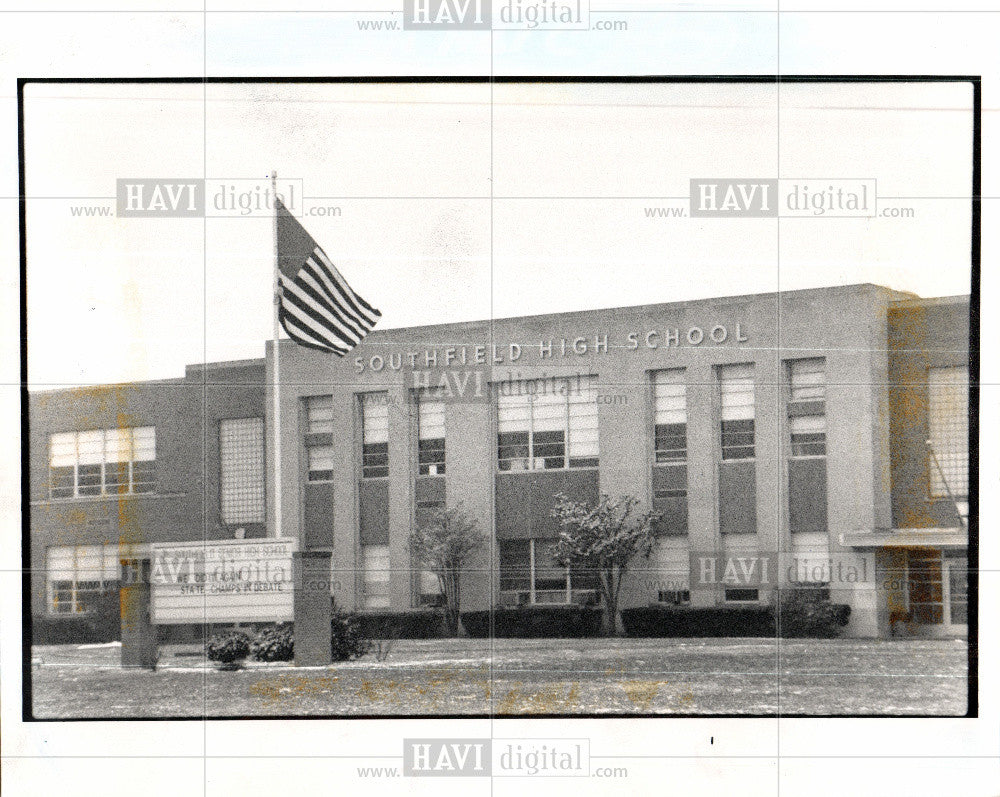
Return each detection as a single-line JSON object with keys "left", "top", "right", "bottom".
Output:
{"left": 27, "top": 283, "right": 972, "bottom": 640}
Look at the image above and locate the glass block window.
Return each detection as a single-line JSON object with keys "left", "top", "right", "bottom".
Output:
{"left": 362, "top": 544, "right": 391, "bottom": 609}
{"left": 47, "top": 545, "right": 121, "bottom": 615}
{"left": 928, "top": 366, "right": 969, "bottom": 499}
{"left": 361, "top": 393, "right": 389, "bottom": 478}
{"left": 653, "top": 369, "right": 687, "bottom": 463}
{"left": 497, "top": 376, "right": 598, "bottom": 471}
{"left": 305, "top": 395, "right": 334, "bottom": 482}
{"left": 220, "top": 417, "right": 265, "bottom": 524}
{"left": 417, "top": 394, "right": 446, "bottom": 475}
{"left": 49, "top": 426, "right": 155, "bottom": 499}
{"left": 719, "top": 364, "right": 755, "bottom": 460}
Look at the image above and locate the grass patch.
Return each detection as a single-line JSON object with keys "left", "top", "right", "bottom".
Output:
{"left": 29, "top": 637, "right": 967, "bottom": 718}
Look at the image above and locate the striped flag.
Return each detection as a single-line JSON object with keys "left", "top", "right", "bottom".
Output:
{"left": 275, "top": 198, "right": 381, "bottom": 356}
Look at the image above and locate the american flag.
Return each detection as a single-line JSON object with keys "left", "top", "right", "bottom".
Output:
{"left": 275, "top": 198, "right": 381, "bottom": 356}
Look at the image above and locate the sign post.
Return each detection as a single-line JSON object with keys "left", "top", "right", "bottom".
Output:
{"left": 120, "top": 558, "right": 156, "bottom": 669}
{"left": 293, "top": 550, "right": 334, "bottom": 666}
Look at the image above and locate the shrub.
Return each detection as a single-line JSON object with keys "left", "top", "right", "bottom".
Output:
{"left": 205, "top": 631, "right": 252, "bottom": 664}
{"left": 354, "top": 610, "right": 446, "bottom": 640}
{"left": 250, "top": 624, "right": 294, "bottom": 662}
{"left": 461, "top": 605, "right": 603, "bottom": 638}
{"left": 621, "top": 606, "right": 776, "bottom": 637}
{"left": 774, "top": 587, "right": 851, "bottom": 638}
{"left": 331, "top": 606, "right": 372, "bottom": 661}
{"left": 32, "top": 591, "right": 121, "bottom": 644}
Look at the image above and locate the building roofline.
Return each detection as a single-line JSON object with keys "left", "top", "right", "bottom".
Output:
{"left": 185, "top": 358, "right": 266, "bottom": 372}
{"left": 890, "top": 294, "right": 971, "bottom": 309}
{"left": 355, "top": 282, "right": 919, "bottom": 339}
{"left": 28, "top": 358, "right": 266, "bottom": 396}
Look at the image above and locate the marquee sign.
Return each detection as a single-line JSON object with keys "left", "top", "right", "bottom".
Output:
{"left": 150, "top": 538, "right": 297, "bottom": 624}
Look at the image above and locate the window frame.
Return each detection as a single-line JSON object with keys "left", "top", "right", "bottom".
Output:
{"left": 723, "top": 587, "right": 760, "bottom": 603}
{"left": 416, "top": 392, "right": 446, "bottom": 476}
{"left": 48, "top": 427, "right": 156, "bottom": 500}
{"left": 219, "top": 416, "right": 265, "bottom": 525}
{"left": 652, "top": 368, "right": 688, "bottom": 465}
{"left": 304, "top": 395, "right": 335, "bottom": 483}
{"left": 360, "top": 392, "right": 390, "bottom": 479}
{"left": 360, "top": 543, "right": 391, "bottom": 609}
{"left": 496, "top": 376, "right": 599, "bottom": 472}
{"left": 46, "top": 545, "right": 122, "bottom": 616}
{"left": 497, "top": 538, "right": 600, "bottom": 606}
{"left": 786, "top": 358, "right": 828, "bottom": 460}
{"left": 413, "top": 498, "right": 446, "bottom": 607}
{"left": 926, "top": 365, "right": 969, "bottom": 501}
{"left": 717, "top": 364, "right": 756, "bottom": 462}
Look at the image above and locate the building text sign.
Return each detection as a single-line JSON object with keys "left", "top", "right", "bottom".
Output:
{"left": 150, "top": 538, "right": 297, "bottom": 624}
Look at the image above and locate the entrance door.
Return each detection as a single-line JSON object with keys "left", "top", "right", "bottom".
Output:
{"left": 944, "top": 557, "right": 968, "bottom": 635}
{"left": 906, "top": 549, "right": 967, "bottom": 637}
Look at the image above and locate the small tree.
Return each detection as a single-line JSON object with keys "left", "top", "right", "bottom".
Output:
{"left": 411, "top": 503, "right": 486, "bottom": 636}
{"left": 550, "top": 493, "right": 660, "bottom": 636}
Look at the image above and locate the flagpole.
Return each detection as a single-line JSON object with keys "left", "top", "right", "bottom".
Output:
{"left": 271, "top": 170, "right": 283, "bottom": 539}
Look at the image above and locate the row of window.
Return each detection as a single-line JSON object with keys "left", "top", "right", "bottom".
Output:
{"left": 345, "top": 360, "right": 834, "bottom": 482}
{"left": 49, "top": 427, "right": 155, "bottom": 498}
{"left": 46, "top": 365, "right": 968, "bottom": 509}
{"left": 46, "top": 544, "right": 130, "bottom": 614}
{"left": 44, "top": 542, "right": 968, "bottom": 618}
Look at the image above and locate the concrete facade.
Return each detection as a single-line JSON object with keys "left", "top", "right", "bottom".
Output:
{"left": 27, "top": 284, "right": 971, "bottom": 640}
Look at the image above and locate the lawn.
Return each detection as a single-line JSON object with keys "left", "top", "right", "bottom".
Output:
{"left": 29, "top": 637, "right": 968, "bottom": 719}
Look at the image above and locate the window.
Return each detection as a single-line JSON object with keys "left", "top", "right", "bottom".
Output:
{"left": 947, "top": 559, "right": 968, "bottom": 625}
{"left": 417, "top": 569, "right": 444, "bottom": 607}
{"left": 653, "top": 369, "right": 688, "bottom": 535}
{"left": 658, "top": 590, "right": 691, "bottom": 605}
{"left": 47, "top": 545, "right": 121, "bottom": 614}
{"left": 362, "top": 544, "right": 391, "bottom": 609}
{"left": 498, "top": 539, "right": 600, "bottom": 606}
{"left": 49, "top": 427, "right": 155, "bottom": 499}
{"left": 907, "top": 550, "right": 943, "bottom": 624}
{"left": 788, "top": 359, "right": 827, "bottom": 457}
{"left": 928, "top": 366, "right": 969, "bottom": 499}
{"left": 417, "top": 394, "right": 446, "bottom": 475}
{"left": 305, "top": 396, "right": 334, "bottom": 482}
{"left": 724, "top": 588, "right": 759, "bottom": 603}
{"left": 414, "top": 499, "right": 445, "bottom": 606}
{"left": 718, "top": 364, "right": 754, "bottom": 460}
{"left": 497, "top": 376, "right": 598, "bottom": 471}
{"left": 220, "top": 418, "right": 265, "bottom": 524}
{"left": 650, "top": 536, "right": 690, "bottom": 603}
{"left": 361, "top": 393, "right": 389, "bottom": 478}
{"left": 653, "top": 369, "right": 687, "bottom": 463}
